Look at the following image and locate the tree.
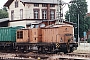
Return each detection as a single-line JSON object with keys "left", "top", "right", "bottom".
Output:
{"left": 0, "top": 7, "right": 8, "bottom": 19}
{"left": 65, "top": 0, "right": 87, "bottom": 40}
{"left": 84, "top": 17, "right": 90, "bottom": 30}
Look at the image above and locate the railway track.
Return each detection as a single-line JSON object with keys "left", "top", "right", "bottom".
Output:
{"left": 48, "top": 52, "right": 90, "bottom": 60}
{"left": 0, "top": 52, "right": 55, "bottom": 60}
{"left": 0, "top": 52, "right": 90, "bottom": 60}
{"left": 0, "top": 52, "right": 36, "bottom": 60}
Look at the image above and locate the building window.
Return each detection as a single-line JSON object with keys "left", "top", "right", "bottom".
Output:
{"left": 50, "top": 4, "right": 55, "bottom": 7}
{"left": 33, "top": 9, "right": 39, "bottom": 19}
{"left": 20, "top": 9, "right": 23, "bottom": 19}
{"left": 42, "top": 10, "right": 47, "bottom": 19}
{"left": 17, "top": 31, "right": 23, "bottom": 39}
{"left": 50, "top": 10, "right": 55, "bottom": 20}
{"left": 11, "top": 10, "right": 14, "bottom": 20}
{"left": 42, "top": 4, "right": 47, "bottom": 7}
{"left": 34, "top": 4, "right": 39, "bottom": 7}
{"left": 15, "top": 0, "right": 18, "bottom": 8}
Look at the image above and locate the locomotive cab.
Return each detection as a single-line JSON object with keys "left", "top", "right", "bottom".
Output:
{"left": 16, "top": 23, "right": 43, "bottom": 43}
{"left": 16, "top": 29, "right": 29, "bottom": 43}
{"left": 28, "top": 23, "right": 44, "bottom": 43}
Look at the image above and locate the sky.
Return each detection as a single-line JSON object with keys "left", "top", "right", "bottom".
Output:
{"left": 0, "top": 0, "right": 90, "bottom": 15}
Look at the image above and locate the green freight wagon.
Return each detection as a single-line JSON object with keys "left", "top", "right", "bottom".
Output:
{"left": 0, "top": 26, "right": 24, "bottom": 42}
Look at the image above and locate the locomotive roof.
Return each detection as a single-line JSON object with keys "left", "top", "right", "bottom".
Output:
{"left": 53, "top": 24, "right": 73, "bottom": 27}
{"left": 42, "top": 20, "right": 56, "bottom": 22}
{"left": 42, "top": 24, "right": 73, "bottom": 29}
{"left": 26, "top": 21, "right": 42, "bottom": 26}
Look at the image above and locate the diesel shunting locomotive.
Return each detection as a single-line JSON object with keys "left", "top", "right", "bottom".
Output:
{"left": 0, "top": 21, "right": 78, "bottom": 53}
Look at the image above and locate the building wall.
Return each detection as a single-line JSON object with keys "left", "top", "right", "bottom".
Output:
{"left": 25, "top": 4, "right": 57, "bottom": 19}
{"left": 8, "top": 0, "right": 25, "bottom": 20}
{"left": 8, "top": 0, "right": 58, "bottom": 20}
{"left": 9, "top": 20, "right": 36, "bottom": 28}
{"left": 7, "top": 0, "right": 61, "bottom": 27}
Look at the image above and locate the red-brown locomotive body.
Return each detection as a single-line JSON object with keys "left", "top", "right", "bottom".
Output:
{"left": 15, "top": 21, "right": 78, "bottom": 53}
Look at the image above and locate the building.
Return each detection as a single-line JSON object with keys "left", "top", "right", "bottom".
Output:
{"left": 4, "top": 0, "right": 65, "bottom": 27}
{"left": 0, "top": 18, "right": 9, "bottom": 27}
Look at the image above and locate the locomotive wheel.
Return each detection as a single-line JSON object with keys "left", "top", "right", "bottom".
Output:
{"left": 71, "top": 47, "right": 77, "bottom": 52}
{"left": 67, "top": 43, "right": 70, "bottom": 53}
{"left": 67, "top": 48, "right": 70, "bottom": 53}
{"left": 38, "top": 46, "right": 43, "bottom": 53}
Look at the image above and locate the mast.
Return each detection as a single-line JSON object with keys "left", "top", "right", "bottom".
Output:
{"left": 56, "top": 0, "right": 63, "bottom": 24}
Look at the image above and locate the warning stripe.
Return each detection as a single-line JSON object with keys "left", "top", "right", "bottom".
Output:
{"left": 56, "top": 43, "right": 60, "bottom": 48}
